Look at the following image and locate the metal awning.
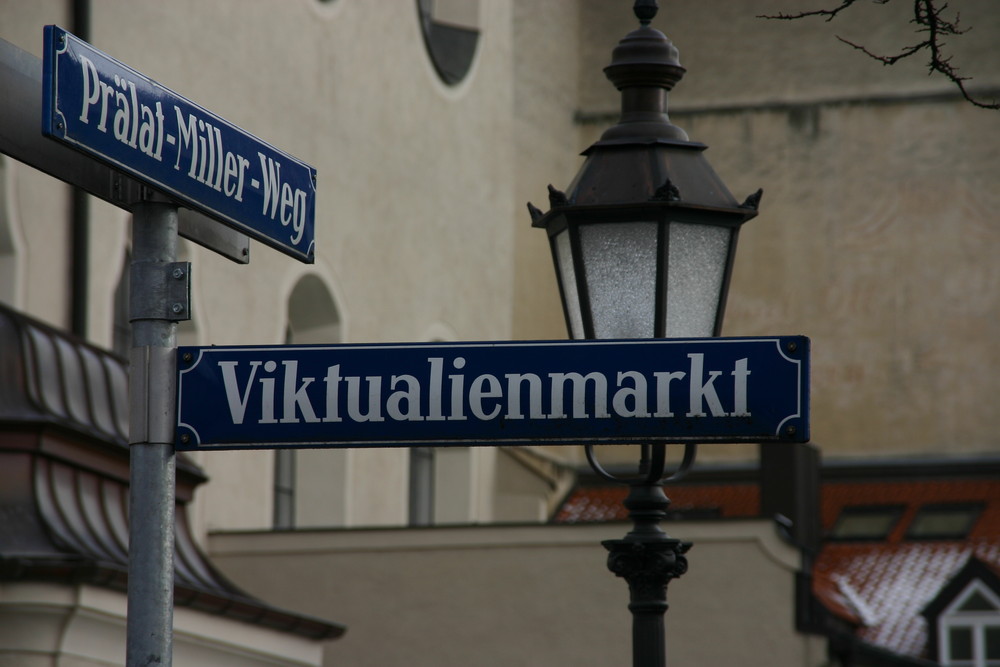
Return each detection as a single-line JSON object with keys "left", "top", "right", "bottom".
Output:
{"left": 0, "top": 302, "right": 344, "bottom": 640}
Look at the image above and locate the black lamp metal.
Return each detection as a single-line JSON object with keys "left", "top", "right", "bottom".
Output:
{"left": 529, "top": 2, "right": 759, "bottom": 342}
{"left": 528, "top": 2, "right": 761, "bottom": 665}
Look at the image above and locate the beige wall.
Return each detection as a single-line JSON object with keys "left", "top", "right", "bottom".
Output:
{"left": 210, "top": 520, "right": 825, "bottom": 667}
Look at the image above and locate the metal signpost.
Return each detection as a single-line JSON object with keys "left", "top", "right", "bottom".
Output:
{"left": 33, "top": 27, "right": 318, "bottom": 667}
{"left": 0, "top": 37, "right": 250, "bottom": 263}
{"left": 175, "top": 337, "right": 810, "bottom": 450}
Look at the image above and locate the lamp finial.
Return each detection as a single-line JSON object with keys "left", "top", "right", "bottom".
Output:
{"left": 634, "top": 0, "right": 658, "bottom": 27}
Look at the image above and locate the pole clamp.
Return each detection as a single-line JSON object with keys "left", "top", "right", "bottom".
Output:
{"left": 129, "top": 261, "right": 192, "bottom": 322}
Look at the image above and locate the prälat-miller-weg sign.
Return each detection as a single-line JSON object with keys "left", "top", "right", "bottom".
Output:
{"left": 42, "top": 25, "right": 315, "bottom": 262}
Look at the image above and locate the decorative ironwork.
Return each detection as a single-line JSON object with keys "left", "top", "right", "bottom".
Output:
{"left": 586, "top": 442, "right": 697, "bottom": 667}
{"left": 740, "top": 188, "right": 764, "bottom": 210}
{"left": 650, "top": 179, "right": 682, "bottom": 202}
{"left": 547, "top": 184, "right": 569, "bottom": 208}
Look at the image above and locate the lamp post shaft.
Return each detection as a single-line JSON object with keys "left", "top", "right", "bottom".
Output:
{"left": 603, "top": 477, "right": 690, "bottom": 667}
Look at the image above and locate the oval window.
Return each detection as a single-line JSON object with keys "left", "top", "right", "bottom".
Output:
{"left": 417, "top": 0, "right": 481, "bottom": 86}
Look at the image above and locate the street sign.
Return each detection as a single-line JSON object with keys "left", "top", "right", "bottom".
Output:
{"left": 41, "top": 26, "right": 315, "bottom": 263}
{"left": 0, "top": 37, "right": 251, "bottom": 263}
{"left": 175, "top": 337, "right": 809, "bottom": 450}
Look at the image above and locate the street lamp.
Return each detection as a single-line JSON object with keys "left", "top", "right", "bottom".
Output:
{"left": 529, "top": 2, "right": 761, "bottom": 665}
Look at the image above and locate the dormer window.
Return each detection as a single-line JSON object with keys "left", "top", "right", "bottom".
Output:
{"left": 829, "top": 505, "right": 905, "bottom": 541}
{"left": 908, "top": 503, "right": 983, "bottom": 540}
{"left": 939, "top": 580, "right": 1000, "bottom": 666}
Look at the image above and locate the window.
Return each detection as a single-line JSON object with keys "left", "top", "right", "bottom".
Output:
{"left": 275, "top": 275, "right": 342, "bottom": 529}
{"left": 409, "top": 447, "right": 435, "bottom": 526}
{"left": 940, "top": 581, "right": 1000, "bottom": 666}
{"left": 909, "top": 504, "right": 983, "bottom": 540}
{"left": 829, "top": 505, "right": 905, "bottom": 541}
{"left": 273, "top": 447, "right": 296, "bottom": 529}
{"left": 417, "top": 0, "right": 481, "bottom": 86}
{"left": 112, "top": 249, "right": 131, "bottom": 358}
{"left": 0, "top": 155, "right": 21, "bottom": 306}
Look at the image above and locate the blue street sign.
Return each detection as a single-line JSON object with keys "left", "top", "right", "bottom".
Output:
{"left": 175, "top": 337, "right": 809, "bottom": 450}
{"left": 41, "top": 26, "right": 315, "bottom": 263}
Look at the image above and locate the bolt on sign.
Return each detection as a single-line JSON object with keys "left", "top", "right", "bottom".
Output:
{"left": 175, "top": 337, "right": 810, "bottom": 450}
{"left": 42, "top": 25, "right": 315, "bottom": 263}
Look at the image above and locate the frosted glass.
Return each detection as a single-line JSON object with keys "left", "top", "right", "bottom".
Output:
{"left": 665, "top": 222, "right": 730, "bottom": 337}
{"left": 554, "top": 231, "right": 584, "bottom": 339}
{"left": 579, "top": 223, "right": 657, "bottom": 339}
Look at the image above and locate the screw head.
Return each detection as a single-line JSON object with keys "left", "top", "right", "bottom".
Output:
{"left": 180, "top": 434, "right": 191, "bottom": 444}
{"left": 171, "top": 303, "right": 184, "bottom": 314}
{"left": 172, "top": 267, "right": 185, "bottom": 279}
{"left": 182, "top": 352, "right": 193, "bottom": 363}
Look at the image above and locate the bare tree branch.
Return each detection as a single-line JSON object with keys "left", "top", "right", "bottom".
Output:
{"left": 760, "top": 0, "right": 999, "bottom": 109}
{"left": 759, "top": 0, "right": 888, "bottom": 22}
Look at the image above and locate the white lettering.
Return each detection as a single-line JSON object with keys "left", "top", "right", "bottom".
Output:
{"left": 210, "top": 350, "right": 757, "bottom": 438}
{"left": 174, "top": 107, "right": 199, "bottom": 176}
{"left": 258, "top": 152, "right": 282, "bottom": 218}
{"left": 218, "top": 360, "right": 261, "bottom": 424}
{"left": 549, "top": 372, "right": 609, "bottom": 419}
{"left": 427, "top": 357, "right": 445, "bottom": 421}
{"left": 686, "top": 353, "right": 727, "bottom": 417}
{"left": 322, "top": 365, "right": 342, "bottom": 422}
{"left": 78, "top": 56, "right": 101, "bottom": 123}
{"left": 112, "top": 76, "right": 130, "bottom": 143}
{"left": 612, "top": 371, "right": 650, "bottom": 418}
{"left": 259, "top": 360, "right": 278, "bottom": 424}
{"left": 732, "top": 358, "right": 751, "bottom": 417}
{"left": 469, "top": 374, "right": 502, "bottom": 420}
{"left": 653, "top": 370, "right": 685, "bottom": 417}
{"left": 279, "top": 360, "right": 318, "bottom": 424}
{"left": 504, "top": 373, "right": 544, "bottom": 419}
{"left": 345, "top": 375, "right": 384, "bottom": 422}
{"left": 387, "top": 374, "right": 423, "bottom": 421}
{"left": 449, "top": 357, "right": 467, "bottom": 421}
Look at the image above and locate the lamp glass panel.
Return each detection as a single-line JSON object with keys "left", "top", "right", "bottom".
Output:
{"left": 554, "top": 230, "right": 584, "bottom": 339}
{"left": 578, "top": 222, "right": 657, "bottom": 339}
{"left": 665, "top": 222, "right": 731, "bottom": 337}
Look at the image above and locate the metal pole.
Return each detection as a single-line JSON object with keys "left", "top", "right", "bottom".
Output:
{"left": 589, "top": 443, "right": 695, "bottom": 667}
{"left": 602, "top": 481, "right": 690, "bottom": 667}
{"left": 127, "top": 199, "right": 185, "bottom": 667}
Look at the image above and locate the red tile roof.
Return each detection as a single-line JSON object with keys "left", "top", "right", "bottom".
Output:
{"left": 555, "top": 483, "right": 759, "bottom": 523}
{"left": 814, "top": 478, "right": 1000, "bottom": 659}
{"left": 555, "top": 473, "right": 1000, "bottom": 661}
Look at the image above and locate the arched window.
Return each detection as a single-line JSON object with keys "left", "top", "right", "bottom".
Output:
{"left": 409, "top": 446, "right": 435, "bottom": 526}
{"left": 286, "top": 274, "right": 341, "bottom": 344}
{"left": 417, "top": 0, "right": 481, "bottom": 86}
{"left": 275, "top": 274, "right": 342, "bottom": 529}
{"left": 0, "top": 156, "right": 21, "bottom": 307}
